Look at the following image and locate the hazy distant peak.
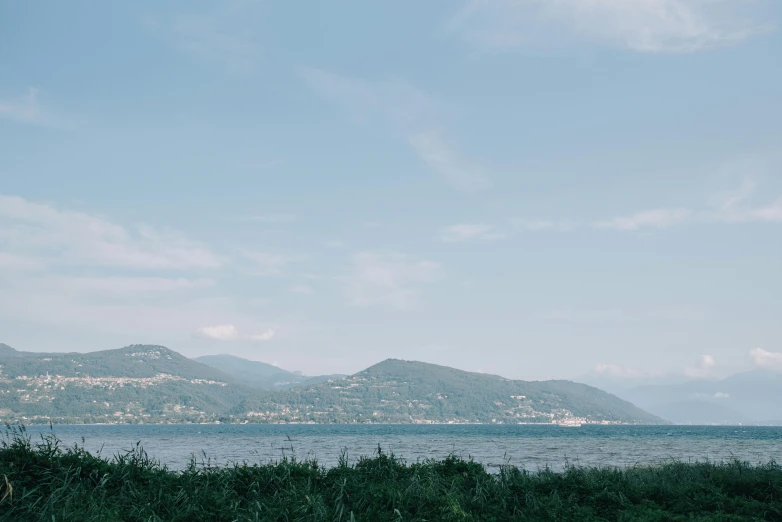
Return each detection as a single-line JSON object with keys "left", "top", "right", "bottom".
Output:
{"left": 0, "top": 343, "right": 18, "bottom": 355}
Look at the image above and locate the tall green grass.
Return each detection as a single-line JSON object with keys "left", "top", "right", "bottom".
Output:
{"left": 0, "top": 425, "right": 780, "bottom": 521}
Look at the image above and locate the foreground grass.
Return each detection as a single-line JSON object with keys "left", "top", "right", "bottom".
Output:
{"left": 0, "top": 427, "right": 781, "bottom": 521}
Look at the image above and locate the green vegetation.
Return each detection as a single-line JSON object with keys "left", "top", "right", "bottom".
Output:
{"left": 0, "top": 426, "right": 779, "bottom": 521}
{"left": 195, "top": 354, "right": 344, "bottom": 390}
{"left": 0, "top": 345, "right": 254, "bottom": 424}
{"left": 0, "top": 344, "right": 231, "bottom": 380}
{"left": 239, "top": 359, "right": 663, "bottom": 424}
{"left": 0, "top": 345, "right": 662, "bottom": 425}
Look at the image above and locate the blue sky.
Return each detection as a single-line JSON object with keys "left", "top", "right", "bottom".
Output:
{"left": 1, "top": 0, "right": 781, "bottom": 381}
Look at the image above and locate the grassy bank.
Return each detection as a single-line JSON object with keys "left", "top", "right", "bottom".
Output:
{"left": 0, "top": 427, "right": 780, "bottom": 521}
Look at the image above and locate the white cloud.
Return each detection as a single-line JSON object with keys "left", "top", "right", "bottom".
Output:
{"left": 516, "top": 179, "right": 781, "bottom": 234}
{"left": 448, "top": 0, "right": 771, "bottom": 53}
{"left": 300, "top": 67, "right": 490, "bottom": 192}
{"left": 709, "top": 179, "right": 782, "bottom": 223}
{"left": 713, "top": 392, "right": 730, "bottom": 399}
{"left": 248, "top": 329, "right": 275, "bottom": 342}
{"left": 196, "top": 324, "right": 275, "bottom": 342}
{"left": 290, "top": 284, "right": 314, "bottom": 295}
{"left": 749, "top": 347, "right": 782, "bottom": 370}
{"left": 441, "top": 224, "right": 500, "bottom": 242}
{"left": 685, "top": 354, "right": 716, "bottom": 378}
{"left": 241, "top": 250, "right": 305, "bottom": 277}
{"left": 0, "top": 197, "right": 249, "bottom": 343}
{"left": 597, "top": 208, "right": 692, "bottom": 230}
{"left": 348, "top": 251, "right": 441, "bottom": 309}
{"left": 0, "top": 195, "right": 221, "bottom": 270}
{"left": 0, "top": 273, "right": 272, "bottom": 340}
{"left": 0, "top": 88, "right": 47, "bottom": 125}
{"left": 195, "top": 324, "right": 239, "bottom": 341}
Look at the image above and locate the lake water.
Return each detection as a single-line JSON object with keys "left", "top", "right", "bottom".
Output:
{"left": 18, "top": 424, "right": 782, "bottom": 472}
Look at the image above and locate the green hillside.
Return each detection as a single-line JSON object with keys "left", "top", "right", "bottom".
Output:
{"left": 0, "top": 346, "right": 662, "bottom": 425}
{"left": 0, "top": 344, "right": 253, "bottom": 424}
{"left": 237, "top": 359, "right": 664, "bottom": 424}
{"left": 195, "top": 354, "right": 345, "bottom": 390}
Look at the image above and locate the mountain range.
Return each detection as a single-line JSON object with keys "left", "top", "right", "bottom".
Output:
{"left": 235, "top": 358, "right": 663, "bottom": 425}
{"left": 194, "top": 354, "right": 344, "bottom": 390}
{"left": 0, "top": 343, "right": 249, "bottom": 423}
{"left": 608, "top": 371, "right": 782, "bottom": 425}
{"left": 0, "top": 343, "right": 663, "bottom": 425}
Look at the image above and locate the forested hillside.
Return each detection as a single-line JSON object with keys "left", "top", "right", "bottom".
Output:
{"left": 236, "top": 359, "right": 663, "bottom": 424}
{"left": 0, "top": 345, "right": 662, "bottom": 425}
{"left": 195, "top": 354, "right": 344, "bottom": 390}
{"left": 0, "top": 344, "right": 252, "bottom": 423}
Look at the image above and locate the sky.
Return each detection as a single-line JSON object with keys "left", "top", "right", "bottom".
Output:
{"left": 1, "top": 0, "right": 781, "bottom": 381}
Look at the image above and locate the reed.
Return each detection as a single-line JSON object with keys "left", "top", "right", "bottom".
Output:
{"left": 0, "top": 425, "right": 780, "bottom": 521}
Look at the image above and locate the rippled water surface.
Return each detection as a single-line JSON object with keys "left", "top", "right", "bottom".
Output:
{"left": 20, "top": 424, "right": 782, "bottom": 471}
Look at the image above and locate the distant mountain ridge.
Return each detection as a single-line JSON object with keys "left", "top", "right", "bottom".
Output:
{"left": 2, "top": 344, "right": 235, "bottom": 380}
{"left": 0, "top": 343, "right": 19, "bottom": 356}
{"left": 613, "top": 370, "right": 782, "bottom": 425}
{"left": 238, "top": 358, "right": 664, "bottom": 425}
{"left": 194, "top": 354, "right": 345, "bottom": 390}
{"left": 0, "top": 344, "right": 663, "bottom": 425}
{"left": 0, "top": 344, "right": 253, "bottom": 424}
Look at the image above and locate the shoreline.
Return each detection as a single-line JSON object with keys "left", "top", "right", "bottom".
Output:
{"left": 1, "top": 429, "right": 780, "bottom": 520}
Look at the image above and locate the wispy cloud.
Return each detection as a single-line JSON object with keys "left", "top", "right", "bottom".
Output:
{"left": 0, "top": 270, "right": 273, "bottom": 341}
{"left": 593, "top": 364, "right": 650, "bottom": 379}
{"left": 595, "top": 354, "right": 716, "bottom": 380}
{"left": 143, "top": 5, "right": 262, "bottom": 73}
{"left": 596, "top": 208, "right": 692, "bottom": 231}
{"left": 248, "top": 329, "right": 275, "bottom": 342}
{"left": 407, "top": 132, "right": 491, "bottom": 192}
{"left": 300, "top": 67, "right": 490, "bottom": 192}
{"left": 512, "top": 218, "right": 576, "bottom": 232}
{"left": 195, "top": 324, "right": 275, "bottom": 342}
{"left": 241, "top": 250, "right": 306, "bottom": 277}
{"left": 447, "top": 0, "right": 772, "bottom": 53}
{"left": 514, "top": 219, "right": 555, "bottom": 231}
{"left": 238, "top": 159, "right": 286, "bottom": 170}
{"left": 0, "top": 88, "right": 47, "bottom": 125}
{"left": 684, "top": 354, "right": 716, "bottom": 378}
{"left": 544, "top": 308, "right": 625, "bottom": 322}
{"left": 441, "top": 224, "right": 504, "bottom": 242}
{"left": 709, "top": 179, "right": 782, "bottom": 223}
{"left": 290, "top": 284, "right": 314, "bottom": 295}
{"left": 195, "top": 324, "right": 239, "bottom": 341}
{"left": 0, "top": 194, "right": 222, "bottom": 270}
{"left": 594, "top": 178, "right": 782, "bottom": 231}
{"left": 749, "top": 347, "right": 782, "bottom": 371}
{"left": 348, "top": 251, "right": 441, "bottom": 309}
{"left": 47, "top": 276, "right": 214, "bottom": 296}
{"left": 0, "top": 198, "right": 281, "bottom": 342}
{"left": 0, "top": 252, "right": 45, "bottom": 271}
{"left": 230, "top": 213, "right": 298, "bottom": 224}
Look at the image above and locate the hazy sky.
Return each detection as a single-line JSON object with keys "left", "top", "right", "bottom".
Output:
{"left": 1, "top": 0, "right": 781, "bottom": 380}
